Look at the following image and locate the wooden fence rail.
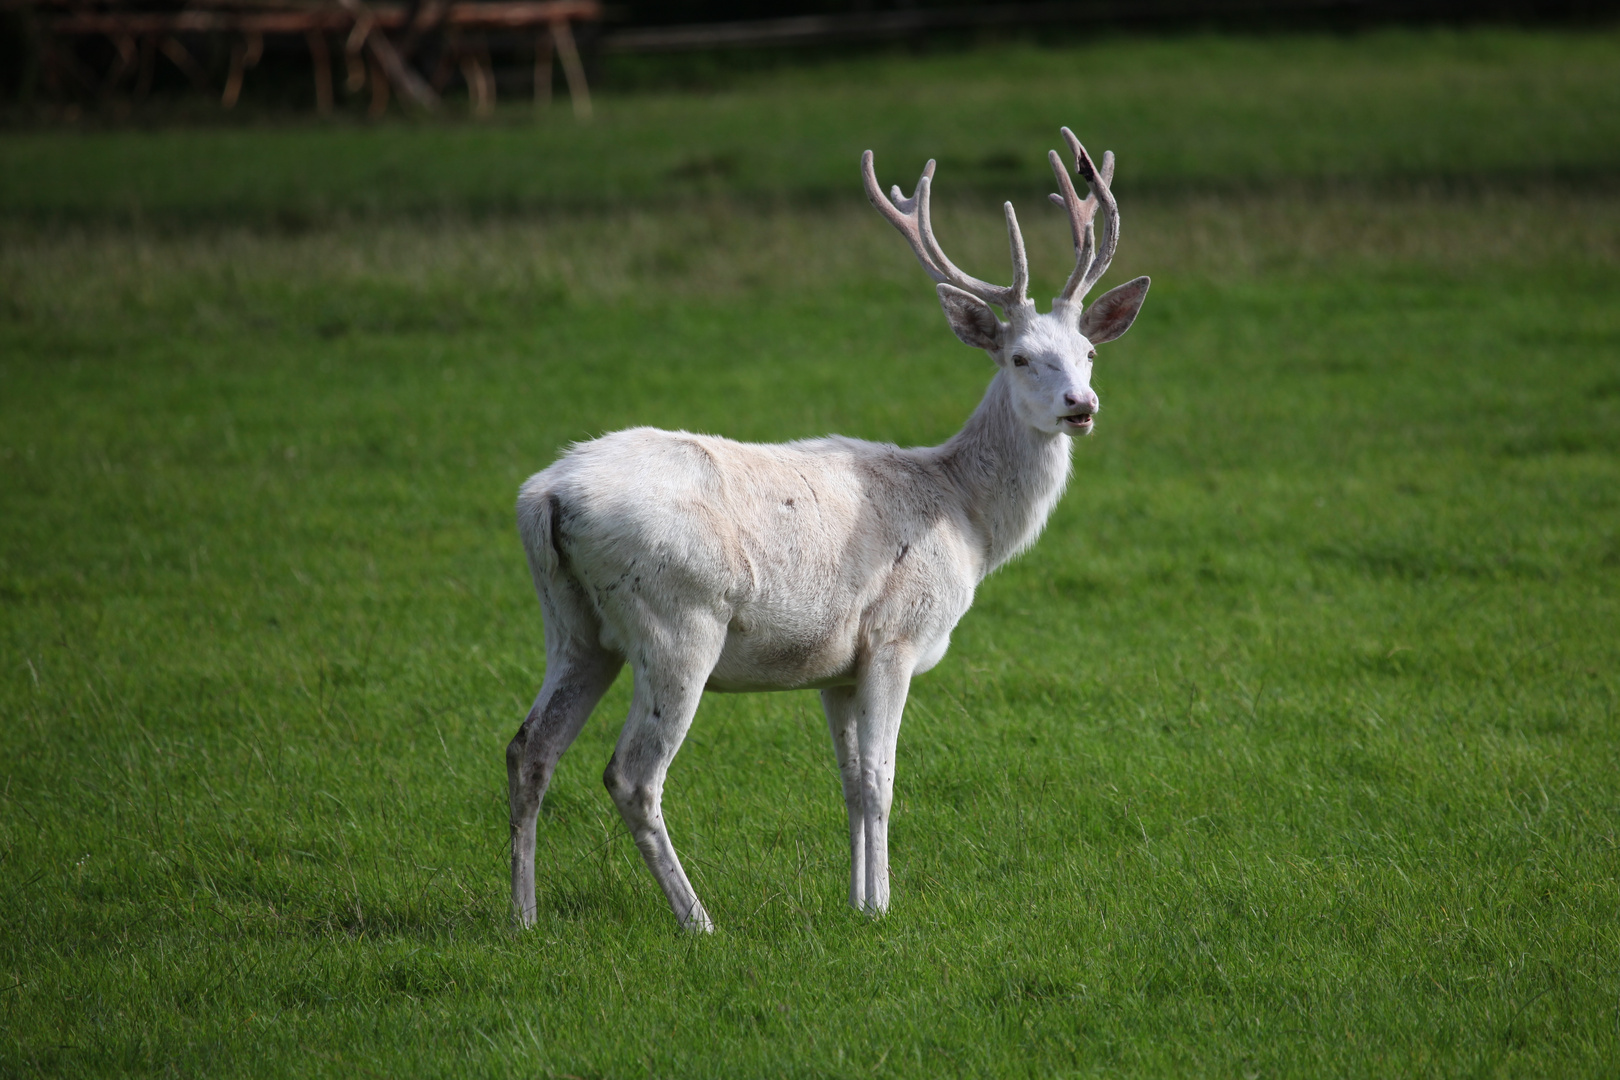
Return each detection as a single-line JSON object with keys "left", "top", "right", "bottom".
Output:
{"left": 30, "top": 0, "right": 600, "bottom": 117}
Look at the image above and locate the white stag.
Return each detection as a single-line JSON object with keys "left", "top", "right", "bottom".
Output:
{"left": 510, "top": 127, "right": 1150, "bottom": 930}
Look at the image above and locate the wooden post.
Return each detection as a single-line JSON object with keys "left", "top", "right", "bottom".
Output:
{"left": 459, "top": 40, "right": 494, "bottom": 118}
{"left": 366, "top": 33, "right": 439, "bottom": 111}
{"left": 102, "top": 34, "right": 137, "bottom": 93}
{"left": 159, "top": 36, "right": 210, "bottom": 92}
{"left": 367, "top": 53, "right": 389, "bottom": 117}
{"left": 222, "top": 31, "right": 262, "bottom": 108}
{"left": 431, "top": 27, "right": 459, "bottom": 91}
{"left": 224, "top": 39, "right": 245, "bottom": 106}
{"left": 344, "top": 13, "right": 370, "bottom": 92}
{"left": 306, "top": 29, "right": 334, "bottom": 115}
{"left": 341, "top": 0, "right": 440, "bottom": 112}
{"left": 551, "top": 17, "right": 589, "bottom": 120}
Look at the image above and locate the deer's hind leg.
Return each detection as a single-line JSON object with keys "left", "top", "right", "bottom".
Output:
{"left": 509, "top": 585, "right": 623, "bottom": 927}
{"left": 603, "top": 616, "right": 727, "bottom": 932}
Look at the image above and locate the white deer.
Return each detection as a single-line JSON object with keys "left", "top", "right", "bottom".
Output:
{"left": 509, "top": 127, "right": 1150, "bottom": 930}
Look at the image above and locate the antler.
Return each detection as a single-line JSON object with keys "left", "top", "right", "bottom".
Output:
{"left": 861, "top": 150, "right": 1030, "bottom": 316}
{"left": 1048, "top": 126, "right": 1119, "bottom": 307}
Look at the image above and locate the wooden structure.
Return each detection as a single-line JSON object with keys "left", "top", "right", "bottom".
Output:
{"left": 32, "top": 0, "right": 601, "bottom": 117}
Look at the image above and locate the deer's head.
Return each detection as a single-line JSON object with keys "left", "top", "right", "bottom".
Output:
{"left": 863, "top": 128, "right": 1149, "bottom": 437}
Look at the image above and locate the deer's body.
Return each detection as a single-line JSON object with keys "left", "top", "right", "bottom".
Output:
{"left": 508, "top": 128, "right": 1150, "bottom": 930}
{"left": 523, "top": 376, "right": 1069, "bottom": 694}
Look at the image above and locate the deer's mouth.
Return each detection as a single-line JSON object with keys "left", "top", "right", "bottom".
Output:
{"left": 1061, "top": 412, "right": 1094, "bottom": 432}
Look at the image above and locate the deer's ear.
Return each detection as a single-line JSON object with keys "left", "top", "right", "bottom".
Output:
{"left": 1079, "top": 276, "right": 1151, "bottom": 345}
{"left": 936, "top": 283, "right": 1002, "bottom": 350}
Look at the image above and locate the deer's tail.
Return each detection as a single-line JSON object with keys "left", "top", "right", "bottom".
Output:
{"left": 516, "top": 474, "right": 563, "bottom": 580}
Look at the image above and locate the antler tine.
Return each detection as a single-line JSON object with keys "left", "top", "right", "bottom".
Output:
{"left": 1089, "top": 149, "right": 1117, "bottom": 293}
{"left": 1049, "top": 148, "right": 1096, "bottom": 304}
{"left": 1003, "top": 201, "right": 1029, "bottom": 306}
{"left": 862, "top": 150, "right": 936, "bottom": 277}
{"left": 863, "top": 149, "right": 1027, "bottom": 314}
{"left": 1055, "top": 127, "right": 1120, "bottom": 305}
{"left": 887, "top": 158, "right": 934, "bottom": 213}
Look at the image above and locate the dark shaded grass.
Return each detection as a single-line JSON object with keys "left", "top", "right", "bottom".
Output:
{"left": 4, "top": 28, "right": 1620, "bottom": 224}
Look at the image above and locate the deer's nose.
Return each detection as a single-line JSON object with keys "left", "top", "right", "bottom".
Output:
{"left": 1064, "top": 390, "right": 1099, "bottom": 413}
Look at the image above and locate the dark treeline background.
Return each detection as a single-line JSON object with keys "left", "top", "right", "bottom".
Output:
{"left": 4, "top": 0, "right": 1619, "bottom": 111}
{"left": 620, "top": 0, "right": 1612, "bottom": 21}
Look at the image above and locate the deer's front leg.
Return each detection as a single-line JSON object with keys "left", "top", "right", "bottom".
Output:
{"left": 820, "top": 685, "right": 865, "bottom": 911}
{"left": 853, "top": 644, "right": 914, "bottom": 916}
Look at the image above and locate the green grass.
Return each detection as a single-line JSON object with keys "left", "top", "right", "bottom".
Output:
{"left": 4, "top": 27, "right": 1620, "bottom": 1078}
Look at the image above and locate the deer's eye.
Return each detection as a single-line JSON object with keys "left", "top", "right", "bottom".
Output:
{"left": 1011, "top": 353, "right": 1030, "bottom": 367}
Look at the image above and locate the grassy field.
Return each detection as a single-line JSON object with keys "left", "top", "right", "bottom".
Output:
{"left": 4, "top": 27, "right": 1620, "bottom": 1078}
{"left": 5, "top": 28, "right": 1620, "bottom": 220}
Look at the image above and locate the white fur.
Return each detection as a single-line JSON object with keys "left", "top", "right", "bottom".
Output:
{"left": 507, "top": 130, "right": 1149, "bottom": 930}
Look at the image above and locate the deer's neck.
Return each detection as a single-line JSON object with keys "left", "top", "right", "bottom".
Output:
{"left": 935, "top": 370, "right": 1072, "bottom": 576}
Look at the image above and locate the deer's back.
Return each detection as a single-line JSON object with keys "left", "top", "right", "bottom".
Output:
{"left": 522, "top": 427, "right": 982, "bottom": 689}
